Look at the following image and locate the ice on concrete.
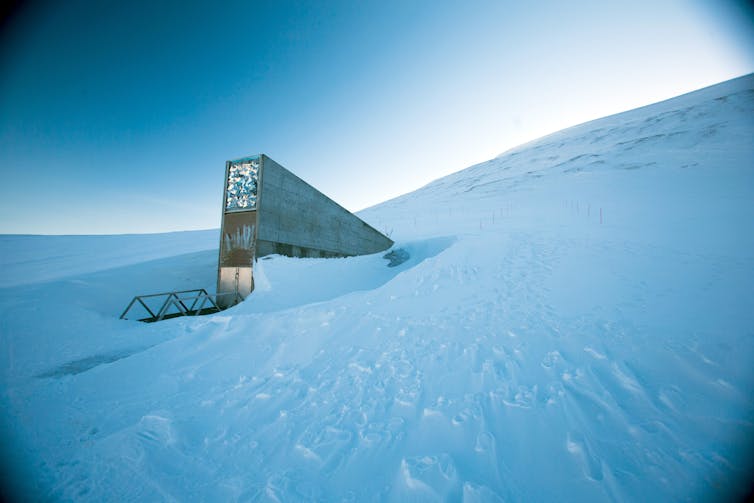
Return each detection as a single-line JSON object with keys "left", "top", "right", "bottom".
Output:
{"left": 226, "top": 157, "right": 260, "bottom": 210}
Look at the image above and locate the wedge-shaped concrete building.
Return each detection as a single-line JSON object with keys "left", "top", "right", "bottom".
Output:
{"left": 217, "top": 154, "right": 393, "bottom": 306}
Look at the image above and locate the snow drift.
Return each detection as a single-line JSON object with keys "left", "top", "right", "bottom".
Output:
{"left": 1, "top": 74, "right": 753, "bottom": 501}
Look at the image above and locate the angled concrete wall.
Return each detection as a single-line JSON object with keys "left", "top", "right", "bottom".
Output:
{"left": 256, "top": 155, "right": 393, "bottom": 258}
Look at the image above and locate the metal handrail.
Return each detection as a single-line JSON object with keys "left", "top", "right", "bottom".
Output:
{"left": 120, "top": 289, "right": 243, "bottom": 322}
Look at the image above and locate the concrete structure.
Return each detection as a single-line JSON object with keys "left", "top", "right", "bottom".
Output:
{"left": 217, "top": 154, "right": 393, "bottom": 306}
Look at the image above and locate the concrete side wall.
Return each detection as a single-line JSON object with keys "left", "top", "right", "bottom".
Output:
{"left": 257, "top": 156, "right": 393, "bottom": 257}
{"left": 255, "top": 239, "right": 346, "bottom": 259}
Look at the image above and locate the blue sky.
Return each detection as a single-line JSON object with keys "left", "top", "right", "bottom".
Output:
{"left": 1, "top": 0, "right": 752, "bottom": 234}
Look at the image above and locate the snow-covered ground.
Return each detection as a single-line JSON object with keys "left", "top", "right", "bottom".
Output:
{"left": 1, "top": 74, "right": 753, "bottom": 501}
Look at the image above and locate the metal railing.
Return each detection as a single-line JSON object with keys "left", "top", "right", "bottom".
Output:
{"left": 120, "top": 289, "right": 243, "bottom": 322}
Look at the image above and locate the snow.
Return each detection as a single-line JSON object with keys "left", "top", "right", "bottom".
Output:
{"left": 2, "top": 74, "right": 754, "bottom": 501}
{"left": 0, "top": 229, "right": 219, "bottom": 288}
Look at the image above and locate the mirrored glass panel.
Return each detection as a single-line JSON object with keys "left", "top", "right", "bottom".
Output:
{"left": 226, "top": 158, "right": 260, "bottom": 210}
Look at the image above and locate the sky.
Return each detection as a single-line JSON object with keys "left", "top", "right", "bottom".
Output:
{"left": 0, "top": 0, "right": 753, "bottom": 235}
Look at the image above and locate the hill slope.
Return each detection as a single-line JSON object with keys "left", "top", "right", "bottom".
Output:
{"left": 1, "top": 75, "right": 753, "bottom": 501}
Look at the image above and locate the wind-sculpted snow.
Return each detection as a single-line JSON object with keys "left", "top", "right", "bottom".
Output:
{"left": 1, "top": 75, "right": 754, "bottom": 501}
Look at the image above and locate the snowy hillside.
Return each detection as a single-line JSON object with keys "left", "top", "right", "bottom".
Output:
{"left": 1, "top": 74, "right": 753, "bottom": 501}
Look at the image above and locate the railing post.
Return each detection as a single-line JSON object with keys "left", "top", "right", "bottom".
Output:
{"left": 155, "top": 293, "right": 176, "bottom": 321}
{"left": 119, "top": 297, "right": 138, "bottom": 320}
{"left": 137, "top": 297, "right": 157, "bottom": 319}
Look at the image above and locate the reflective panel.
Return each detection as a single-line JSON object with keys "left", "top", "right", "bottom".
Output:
{"left": 226, "top": 158, "right": 260, "bottom": 210}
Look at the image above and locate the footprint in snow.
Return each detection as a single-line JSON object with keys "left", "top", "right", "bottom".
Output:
{"left": 462, "top": 482, "right": 506, "bottom": 502}
{"left": 399, "top": 454, "right": 458, "bottom": 498}
{"left": 541, "top": 350, "right": 563, "bottom": 369}
{"left": 136, "top": 414, "right": 176, "bottom": 446}
{"left": 499, "top": 384, "right": 538, "bottom": 409}
{"left": 566, "top": 431, "right": 603, "bottom": 482}
{"left": 475, "top": 431, "right": 495, "bottom": 454}
{"left": 452, "top": 408, "right": 472, "bottom": 426}
{"left": 296, "top": 426, "right": 353, "bottom": 472}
